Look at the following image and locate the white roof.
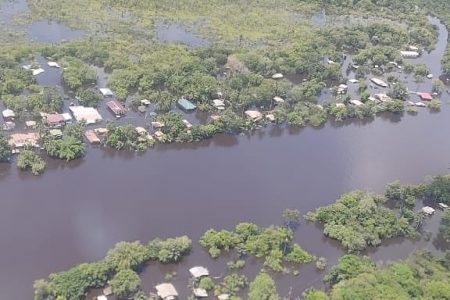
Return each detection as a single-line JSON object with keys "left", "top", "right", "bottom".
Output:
{"left": 212, "top": 99, "right": 225, "bottom": 107}
{"left": 141, "top": 99, "right": 151, "bottom": 105}
{"left": 272, "top": 73, "right": 284, "bottom": 79}
{"left": 371, "top": 78, "right": 388, "bottom": 87}
{"left": 99, "top": 88, "right": 114, "bottom": 96}
{"left": 335, "top": 103, "right": 345, "bottom": 108}
{"left": 62, "top": 113, "right": 72, "bottom": 121}
{"left": 2, "top": 109, "right": 15, "bottom": 118}
{"left": 438, "top": 203, "right": 449, "bottom": 209}
{"left": 32, "top": 68, "right": 45, "bottom": 76}
{"left": 193, "top": 288, "right": 208, "bottom": 297}
{"left": 155, "top": 283, "right": 178, "bottom": 298}
{"left": 47, "top": 61, "right": 60, "bottom": 68}
{"left": 415, "top": 102, "right": 426, "bottom": 107}
{"left": 348, "top": 79, "right": 359, "bottom": 83}
{"left": 69, "top": 106, "right": 102, "bottom": 124}
{"left": 189, "top": 266, "right": 209, "bottom": 278}
{"left": 400, "top": 50, "right": 420, "bottom": 57}
{"left": 218, "top": 294, "right": 230, "bottom": 300}
{"left": 97, "top": 296, "right": 107, "bottom": 300}
{"left": 245, "top": 110, "right": 263, "bottom": 120}
{"left": 350, "top": 100, "right": 363, "bottom": 106}
{"left": 422, "top": 206, "right": 435, "bottom": 215}
{"left": 182, "top": 119, "right": 192, "bottom": 128}
{"left": 338, "top": 84, "right": 348, "bottom": 89}
{"left": 273, "top": 96, "right": 285, "bottom": 103}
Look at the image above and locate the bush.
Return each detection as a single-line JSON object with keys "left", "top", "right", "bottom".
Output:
{"left": 16, "top": 149, "right": 46, "bottom": 175}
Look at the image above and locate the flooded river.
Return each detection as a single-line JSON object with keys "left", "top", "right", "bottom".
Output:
{"left": 0, "top": 2, "right": 450, "bottom": 298}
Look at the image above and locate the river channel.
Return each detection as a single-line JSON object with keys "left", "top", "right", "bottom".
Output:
{"left": 0, "top": 2, "right": 450, "bottom": 299}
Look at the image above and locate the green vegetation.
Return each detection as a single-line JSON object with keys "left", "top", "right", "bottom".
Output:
{"left": 104, "top": 123, "right": 155, "bottom": 151}
{"left": 42, "top": 122, "right": 86, "bottom": 161}
{"left": 0, "top": 134, "right": 11, "bottom": 162}
{"left": 34, "top": 236, "right": 191, "bottom": 300}
{"left": 316, "top": 250, "right": 450, "bottom": 300}
{"left": 440, "top": 209, "right": 450, "bottom": 243}
{"left": 16, "top": 149, "right": 46, "bottom": 175}
{"left": 199, "top": 222, "right": 313, "bottom": 272}
{"left": 248, "top": 271, "right": 279, "bottom": 300}
{"left": 306, "top": 191, "right": 415, "bottom": 252}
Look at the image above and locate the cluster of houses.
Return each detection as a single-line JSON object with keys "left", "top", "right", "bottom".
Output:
{"left": 96, "top": 266, "right": 230, "bottom": 300}
{"left": 421, "top": 202, "right": 448, "bottom": 216}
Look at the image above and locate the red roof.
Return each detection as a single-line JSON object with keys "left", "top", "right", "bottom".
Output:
{"left": 418, "top": 92, "right": 433, "bottom": 101}
{"left": 46, "top": 113, "right": 65, "bottom": 124}
{"left": 106, "top": 100, "right": 126, "bottom": 115}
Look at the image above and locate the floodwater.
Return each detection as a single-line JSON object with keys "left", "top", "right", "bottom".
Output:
{"left": 0, "top": 0, "right": 86, "bottom": 42}
{"left": 155, "top": 19, "right": 210, "bottom": 47}
{"left": 0, "top": 5, "right": 450, "bottom": 300}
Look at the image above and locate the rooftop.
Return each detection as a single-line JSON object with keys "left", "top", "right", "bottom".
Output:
{"left": 8, "top": 132, "right": 38, "bottom": 148}
{"left": 189, "top": 266, "right": 209, "bottom": 278}
{"left": 69, "top": 106, "right": 103, "bottom": 125}
{"left": 85, "top": 130, "right": 101, "bottom": 144}
{"left": 177, "top": 98, "right": 197, "bottom": 111}
{"left": 106, "top": 100, "right": 127, "bottom": 116}
{"left": 155, "top": 283, "right": 178, "bottom": 299}
{"left": 245, "top": 110, "right": 263, "bottom": 121}
{"left": 99, "top": 88, "right": 113, "bottom": 97}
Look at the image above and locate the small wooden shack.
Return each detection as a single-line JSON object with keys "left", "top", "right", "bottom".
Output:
{"left": 106, "top": 100, "right": 126, "bottom": 117}
{"left": 155, "top": 283, "right": 178, "bottom": 300}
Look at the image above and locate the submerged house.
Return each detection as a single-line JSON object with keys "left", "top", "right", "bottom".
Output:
{"left": 189, "top": 266, "right": 209, "bottom": 278}
{"left": 99, "top": 88, "right": 114, "bottom": 97}
{"left": 8, "top": 132, "right": 39, "bottom": 148}
{"left": 418, "top": 92, "right": 433, "bottom": 101}
{"left": 69, "top": 106, "right": 103, "bottom": 124}
{"left": 400, "top": 50, "right": 420, "bottom": 58}
{"left": 2, "top": 109, "right": 15, "bottom": 120}
{"left": 106, "top": 100, "right": 127, "bottom": 117}
{"left": 177, "top": 98, "right": 196, "bottom": 111}
{"left": 155, "top": 283, "right": 178, "bottom": 300}
{"left": 44, "top": 113, "right": 66, "bottom": 127}
{"left": 85, "top": 130, "right": 101, "bottom": 144}
{"left": 370, "top": 78, "right": 388, "bottom": 88}
{"left": 245, "top": 110, "right": 263, "bottom": 121}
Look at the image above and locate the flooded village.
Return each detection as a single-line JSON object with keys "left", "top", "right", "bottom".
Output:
{"left": 1, "top": 0, "right": 450, "bottom": 300}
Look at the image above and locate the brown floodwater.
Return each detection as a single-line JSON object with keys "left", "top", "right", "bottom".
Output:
{"left": 1, "top": 105, "right": 450, "bottom": 299}
{"left": 1, "top": 1, "right": 450, "bottom": 298}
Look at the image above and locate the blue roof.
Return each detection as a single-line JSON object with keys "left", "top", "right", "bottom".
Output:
{"left": 177, "top": 98, "right": 197, "bottom": 110}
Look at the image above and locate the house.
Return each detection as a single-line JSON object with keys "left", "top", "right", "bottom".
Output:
{"left": 47, "top": 61, "right": 60, "bottom": 68}
{"left": 418, "top": 92, "right": 433, "bottom": 101}
{"left": 374, "top": 94, "right": 392, "bottom": 102}
{"left": 8, "top": 133, "right": 38, "bottom": 148}
{"left": 97, "top": 296, "right": 107, "bottom": 300}
{"left": 85, "top": 130, "right": 101, "bottom": 144}
{"left": 155, "top": 283, "right": 178, "bottom": 300}
{"left": 408, "top": 45, "right": 419, "bottom": 51}
{"left": 177, "top": 98, "right": 197, "bottom": 111}
{"left": 25, "top": 120, "right": 37, "bottom": 129}
{"left": 32, "top": 68, "right": 45, "bottom": 76}
{"left": 337, "top": 84, "right": 348, "bottom": 94}
{"left": 135, "top": 127, "right": 148, "bottom": 135}
{"left": 49, "top": 129, "right": 63, "bottom": 138}
{"left": 370, "top": 78, "right": 388, "bottom": 88}
{"left": 438, "top": 203, "right": 449, "bottom": 210}
{"left": 141, "top": 99, "right": 151, "bottom": 106}
{"left": 182, "top": 119, "right": 193, "bottom": 129}
{"left": 266, "top": 114, "right": 276, "bottom": 122}
{"left": 69, "top": 106, "right": 103, "bottom": 124}
{"left": 106, "top": 100, "right": 126, "bottom": 117}
{"left": 273, "top": 96, "right": 285, "bottom": 104}
{"left": 218, "top": 294, "right": 230, "bottom": 300}
{"left": 103, "top": 286, "right": 113, "bottom": 296}
{"left": 212, "top": 99, "right": 225, "bottom": 110}
{"left": 400, "top": 50, "right": 420, "bottom": 58}
{"left": 151, "top": 122, "right": 165, "bottom": 129}
{"left": 272, "top": 73, "right": 284, "bottom": 79}
{"left": 349, "top": 100, "right": 363, "bottom": 106}
{"left": 99, "top": 88, "right": 114, "bottom": 97}
{"left": 245, "top": 110, "right": 263, "bottom": 121}
{"left": 415, "top": 102, "right": 426, "bottom": 107}
{"left": 193, "top": 288, "right": 208, "bottom": 298}
{"left": 94, "top": 127, "right": 108, "bottom": 135}
{"left": 422, "top": 206, "right": 435, "bottom": 215}
{"left": 2, "top": 109, "right": 15, "bottom": 120}
{"left": 2, "top": 121, "right": 15, "bottom": 131}
{"left": 45, "top": 113, "right": 66, "bottom": 127}
{"left": 348, "top": 79, "right": 359, "bottom": 84}
{"left": 189, "top": 266, "right": 209, "bottom": 278}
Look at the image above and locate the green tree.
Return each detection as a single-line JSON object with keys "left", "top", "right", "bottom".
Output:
{"left": 0, "top": 134, "right": 11, "bottom": 162}
{"left": 248, "top": 272, "right": 279, "bottom": 300}
{"left": 16, "top": 149, "right": 46, "bottom": 175}
{"left": 105, "top": 241, "right": 150, "bottom": 271}
{"left": 110, "top": 269, "right": 141, "bottom": 299}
